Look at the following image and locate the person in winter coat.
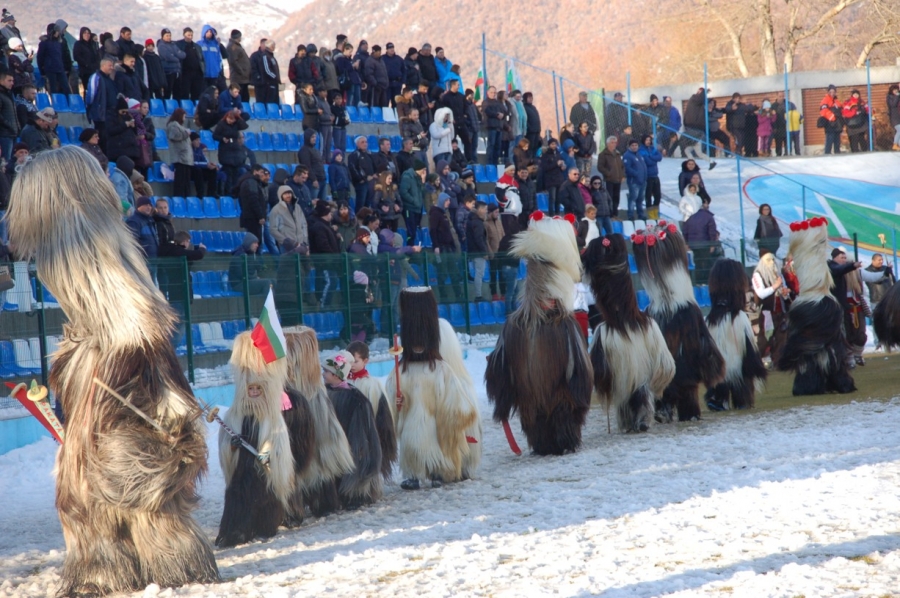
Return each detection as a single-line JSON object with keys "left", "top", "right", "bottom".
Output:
{"left": 331, "top": 93, "right": 349, "bottom": 157}
{"left": 679, "top": 87, "right": 712, "bottom": 160}
{"left": 429, "top": 193, "right": 463, "bottom": 302}
{"left": 706, "top": 99, "right": 730, "bottom": 158}
{"left": 334, "top": 42, "right": 362, "bottom": 107}
{"left": 864, "top": 253, "right": 895, "bottom": 306}
{"left": 364, "top": 45, "right": 389, "bottom": 107}
{"left": 770, "top": 99, "right": 787, "bottom": 156}
{"left": 463, "top": 89, "right": 482, "bottom": 163}
{"left": 6, "top": 38, "right": 33, "bottom": 92}
{"left": 576, "top": 204, "right": 601, "bottom": 251}
{"left": 114, "top": 54, "right": 144, "bottom": 102}
{"left": 403, "top": 47, "right": 420, "bottom": 91}
{"left": 329, "top": 150, "right": 352, "bottom": 203}
{"left": 106, "top": 96, "right": 140, "bottom": 163}
{"left": 197, "top": 25, "right": 225, "bottom": 88}
{"left": 588, "top": 174, "right": 613, "bottom": 235}
{"left": 395, "top": 86, "right": 414, "bottom": 123}
{"left": 228, "top": 233, "right": 272, "bottom": 294}
{"left": 253, "top": 40, "right": 280, "bottom": 105}
{"left": 466, "top": 200, "right": 490, "bottom": 300}
{"left": 308, "top": 200, "right": 341, "bottom": 256}
{"left": 753, "top": 203, "right": 783, "bottom": 256}
{"left": 238, "top": 165, "right": 270, "bottom": 249}
{"left": 481, "top": 86, "right": 507, "bottom": 165}
{"left": 569, "top": 91, "right": 598, "bottom": 135}
{"left": 166, "top": 107, "right": 194, "bottom": 197}
{"left": 218, "top": 83, "right": 248, "bottom": 119}
{"left": 399, "top": 160, "right": 427, "bottom": 244}
{"left": 296, "top": 80, "right": 320, "bottom": 130}
{"left": 819, "top": 84, "right": 843, "bottom": 155}
{"left": 126, "top": 197, "right": 159, "bottom": 258}
{"left": 622, "top": 138, "right": 648, "bottom": 220}
{"left": 639, "top": 134, "right": 663, "bottom": 218}
{"left": 373, "top": 171, "right": 402, "bottom": 232}
{"left": 269, "top": 185, "right": 310, "bottom": 251}
{"left": 213, "top": 108, "right": 249, "bottom": 189}
{"left": 842, "top": 89, "right": 869, "bottom": 153}
{"left": 226, "top": 30, "right": 251, "bottom": 101}
{"left": 400, "top": 108, "right": 428, "bottom": 150}
{"left": 560, "top": 138, "right": 577, "bottom": 172}
{"left": 37, "top": 23, "right": 71, "bottom": 94}
{"left": 888, "top": 85, "right": 900, "bottom": 151}
{"left": 348, "top": 136, "right": 377, "bottom": 211}
{"left": 682, "top": 199, "right": 720, "bottom": 282}
{"left": 679, "top": 184, "right": 702, "bottom": 222}
{"left": 429, "top": 106, "right": 455, "bottom": 166}
{"left": 334, "top": 202, "right": 357, "bottom": 250}
{"left": 539, "top": 138, "right": 566, "bottom": 216}
{"left": 196, "top": 85, "right": 220, "bottom": 129}
{"left": 73, "top": 27, "right": 100, "bottom": 93}
{"left": 417, "top": 43, "right": 438, "bottom": 87}
{"left": 382, "top": 43, "right": 405, "bottom": 106}
{"left": 78, "top": 128, "right": 108, "bottom": 171}
{"left": 573, "top": 121, "right": 596, "bottom": 177}
{"left": 157, "top": 29, "right": 185, "bottom": 100}
{"left": 316, "top": 87, "right": 334, "bottom": 161}
{"left": 743, "top": 105, "right": 760, "bottom": 158}
{"left": 677, "top": 159, "right": 710, "bottom": 199}
{"left": 320, "top": 50, "right": 340, "bottom": 99}
{"left": 523, "top": 92, "right": 542, "bottom": 156}
{"left": 298, "top": 128, "right": 327, "bottom": 200}
{"left": 558, "top": 167, "right": 585, "bottom": 219}
{"left": 176, "top": 27, "right": 205, "bottom": 101}
{"left": 142, "top": 40, "right": 167, "bottom": 99}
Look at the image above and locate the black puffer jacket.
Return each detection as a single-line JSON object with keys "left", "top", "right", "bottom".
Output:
{"left": 0, "top": 87, "right": 18, "bottom": 138}
{"left": 213, "top": 117, "right": 249, "bottom": 167}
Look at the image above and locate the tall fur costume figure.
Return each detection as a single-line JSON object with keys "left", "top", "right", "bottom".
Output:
{"left": 704, "top": 259, "right": 768, "bottom": 410}
{"left": 283, "top": 327, "right": 355, "bottom": 517}
{"left": 324, "top": 350, "right": 384, "bottom": 508}
{"left": 632, "top": 222, "right": 725, "bottom": 422}
{"left": 776, "top": 217, "right": 856, "bottom": 395}
{"left": 347, "top": 345, "right": 398, "bottom": 482}
{"left": 6, "top": 146, "right": 219, "bottom": 596}
{"left": 485, "top": 213, "right": 593, "bottom": 454}
{"left": 280, "top": 361, "right": 316, "bottom": 527}
{"left": 873, "top": 282, "right": 900, "bottom": 349}
{"left": 384, "top": 288, "right": 480, "bottom": 488}
{"left": 217, "top": 332, "right": 296, "bottom": 547}
{"left": 584, "top": 234, "right": 675, "bottom": 432}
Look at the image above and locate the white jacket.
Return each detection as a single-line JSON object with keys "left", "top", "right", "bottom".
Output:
{"left": 429, "top": 107, "right": 455, "bottom": 156}
{"left": 679, "top": 192, "right": 701, "bottom": 221}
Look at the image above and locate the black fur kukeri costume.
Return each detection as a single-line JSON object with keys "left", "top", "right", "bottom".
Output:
{"left": 6, "top": 146, "right": 219, "bottom": 596}
{"left": 632, "top": 222, "right": 725, "bottom": 422}
{"left": 217, "top": 332, "right": 296, "bottom": 548}
{"left": 584, "top": 234, "right": 675, "bottom": 432}
{"left": 873, "top": 282, "right": 900, "bottom": 349}
{"left": 776, "top": 217, "right": 856, "bottom": 395}
{"left": 705, "top": 259, "right": 767, "bottom": 410}
{"left": 281, "top": 385, "right": 316, "bottom": 527}
{"left": 486, "top": 213, "right": 593, "bottom": 454}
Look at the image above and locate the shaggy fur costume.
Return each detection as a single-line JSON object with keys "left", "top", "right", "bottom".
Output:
{"left": 349, "top": 373, "right": 398, "bottom": 481}
{"left": 632, "top": 222, "right": 725, "bottom": 422}
{"left": 705, "top": 259, "right": 767, "bottom": 409}
{"left": 326, "top": 382, "right": 384, "bottom": 508}
{"left": 281, "top": 386, "right": 316, "bottom": 526}
{"left": 384, "top": 288, "right": 480, "bottom": 484}
{"left": 6, "top": 146, "right": 219, "bottom": 596}
{"left": 485, "top": 215, "right": 593, "bottom": 454}
{"left": 776, "top": 218, "right": 856, "bottom": 395}
{"left": 584, "top": 234, "right": 675, "bottom": 432}
{"left": 283, "top": 328, "right": 355, "bottom": 517}
{"left": 873, "top": 282, "right": 900, "bottom": 349}
{"left": 217, "top": 332, "right": 296, "bottom": 548}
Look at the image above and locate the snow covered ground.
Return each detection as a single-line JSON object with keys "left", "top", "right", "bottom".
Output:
{"left": 3, "top": 351, "right": 900, "bottom": 597}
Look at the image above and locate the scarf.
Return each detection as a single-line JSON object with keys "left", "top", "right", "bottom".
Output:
{"left": 758, "top": 214, "right": 779, "bottom": 238}
{"left": 348, "top": 368, "right": 369, "bottom": 380}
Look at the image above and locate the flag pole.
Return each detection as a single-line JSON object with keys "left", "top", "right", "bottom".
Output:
{"left": 481, "top": 32, "right": 488, "bottom": 91}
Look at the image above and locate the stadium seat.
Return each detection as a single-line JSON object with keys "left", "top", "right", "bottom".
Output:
{"left": 613, "top": 220, "right": 624, "bottom": 234}
{"left": 687, "top": 251, "right": 696, "bottom": 271}
{"left": 262, "top": 163, "right": 277, "bottom": 177}
{"left": 180, "top": 100, "right": 195, "bottom": 117}
{"left": 484, "top": 164, "right": 498, "bottom": 182}
{"left": 51, "top": 93, "right": 70, "bottom": 112}
{"left": 252, "top": 103, "right": 267, "bottom": 119}
{"left": 390, "top": 135, "right": 402, "bottom": 152}
{"left": 286, "top": 133, "right": 301, "bottom": 152}
{"left": 473, "top": 164, "right": 486, "bottom": 182}
{"left": 13, "top": 339, "right": 40, "bottom": 375}
{"left": 148, "top": 162, "right": 165, "bottom": 183}
{"left": 622, "top": 221, "right": 636, "bottom": 236}
{"left": 56, "top": 127, "right": 70, "bottom": 145}
{"left": 437, "top": 304, "right": 450, "bottom": 321}
{"left": 67, "top": 94, "right": 85, "bottom": 113}
{"left": 36, "top": 93, "right": 52, "bottom": 110}
{"left": 346, "top": 106, "right": 359, "bottom": 120}
{"left": 258, "top": 132, "right": 273, "bottom": 152}
{"left": 467, "top": 303, "right": 483, "bottom": 326}
{"left": 370, "top": 106, "right": 383, "bottom": 122}
{"left": 366, "top": 135, "right": 379, "bottom": 152}
{"left": 169, "top": 197, "right": 187, "bottom": 218}
{"left": 280, "top": 104, "right": 295, "bottom": 119}
{"left": 190, "top": 325, "right": 212, "bottom": 353}
{"left": 243, "top": 131, "right": 258, "bottom": 151}
{"left": 346, "top": 135, "right": 357, "bottom": 152}
{"left": 190, "top": 230, "right": 203, "bottom": 246}
{"left": 266, "top": 103, "right": 282, "bottom": 119}
{"left": 202, "top": 197, "right": 220, "bottom": 218}
{"left": 199, "top": 129, "right": 217, "bottom": 150}
{"left": 70, "top": 125, "right": 83, "bottom": 141}
{"left": 382, "top": 108, "right": 398, "bottom": 123}
{"left": 537, "top": 193, "right": 549, "bottom": 212}
{"left": 272, "top": 133, "right": 287, "bottom": 152}
{"left": 154, "top": 128, "right": 169, "bottom": 150}
{"left": 357, "top": 106, "right": 371, "bottom": 122}
{"left": 478, "top": 301, "right": 496, "bottom": 325}
{"left": 164, "top": 99, "right": 179, "bottom": 115}
{"left": 28, "top": 338, "right": 44, "bottom": 372}
{"left": 628, "top": 254, "right": 638, "bottom": 274}
{"left": 149, "top": 98, "right": 165, "bottom": 117}
{"left": 492, "top": 300, "right": 506, "bottom": 323}
{"left": 200, "top": 231, "right": 216, "bottom": 251}
{"left": 186, "top": 197, "right": 204, "bottom": 219}
{"left": 449, "top": 304, "right": 466, "bottom": 327}
{"left": 276, "top": 163, "right": 291, "bottom": 175}
{"left": 0, "top": 341, "right": 32, "bottom": 377}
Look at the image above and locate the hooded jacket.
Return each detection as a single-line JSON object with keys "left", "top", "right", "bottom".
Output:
{"left": 429, "top": 107, "right": 455, "bottom": 155}
{"left": 213, "top": 116, "right": 249, "bottom": 166}
{"left": 638, "top": 138, "right": 662, "bottom": 178}
{"left": 37, "top": 25, "right": 66, "bottom": 74}
{"left": 269, "top": 187, "right": 310, "bottom": 248}
{"left": 198, "top": 25, "right": 224, "bottom": 79}
{"left": 297, "top": 128, "right": 326, "bottom": 186}
{"left": 73, "top": 28, "right": 100, "bottom": 78}
{"left": 677, "top": 160, "right": 710, "bottom": 199}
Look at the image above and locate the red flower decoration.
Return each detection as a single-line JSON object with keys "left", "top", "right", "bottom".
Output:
{"left": 602, "top": 238, "right": 611, "bottom": 247}
{"left": 800, "top": 221, "right": 809, "bottom": 230}
{"left": 531, "top": 211, "right": 544, "bottom": 221}
{"left": 658, "top": 220, "right": 668, "bottom": 228}
{"left": 633, "top": 233, "right": 645, "bottom": 245}
{"left": 658, "top": 231, "right": 667, "bottom": 241}
{"left": 564, "top": 213, "right": 577, "bottom": 225}
{"left": 667, "top": 223, "right": 678, "bottom": 234}
{"left": 646, "top": 235, "right": 657, "bottom": 247}
{"left": 789, "top": 222, "right": 800, "bottom": 232}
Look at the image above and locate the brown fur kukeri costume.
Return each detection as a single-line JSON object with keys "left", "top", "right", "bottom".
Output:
{"left": 485, "top": 213, "right": 593, "bottom": 455}
{"left": 6, "top": 146, "right": 219, "bottom": 596}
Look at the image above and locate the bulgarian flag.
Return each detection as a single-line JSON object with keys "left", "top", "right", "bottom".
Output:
{"left": 251, "top": 288, "right": 286, "bottom": 363}
{"left": 474, "top": 68, "right": 484, "bottom": 101}
{"left": 506, "top": 61, "right": 514, "bottom": 93}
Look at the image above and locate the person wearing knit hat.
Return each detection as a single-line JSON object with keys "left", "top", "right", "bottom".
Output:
{"left": 134, "top": 196, "right": 152, "bottom": 209}
{"left": 231, "top": 29, "right": 242, "bottom": 41}
{"left": 12, "top": 142, "right": 29, "bottom": 155}
{"left": 145, "top": 38, "right": 155, "bottom": 48}
{"left": 313, "top": 201, "right": 333, "bottom": 218}
{"left": 413, "top": 159, "right": 427, "bottom": 172}
{"left": 323, "top": 349, "right": 384, "bottom": 509}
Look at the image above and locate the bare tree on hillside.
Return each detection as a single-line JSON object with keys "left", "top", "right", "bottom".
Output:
{"left": 852, "top": 0, "right": 900, "bottom": 67}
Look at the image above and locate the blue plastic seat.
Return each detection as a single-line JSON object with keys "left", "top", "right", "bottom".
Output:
{"left": 179, "top": 100, "right": 195, "bottom": 117}
{"left": 271, "top": 133, "right": 287, "bottom": 152}
{"left": 613, "top": 220, "right": 624, "bottom": 234}
{"left": 0, "top": 341, "right": 32, "bottom": 378}
{"left": 190, "top": 230, "right": 202, "bottom": 246}
{"left": 286, "top": 133, "right": 300, "bottom": 152}
{"left": 390, "top": 135, "right": 402, "bottom": 152}
{"left": 149, "top": 98, "right": 165, "bottom": 117}
{"left": 36, "top": 93, "right": 52, "bottom": 110}
{"left": 67, "top": 94, "right": 85, "bottom": 113}
{"left": 202, "top": 197, "right": 220, "bottom": 218}
{"left": 51, "top": 93, "right": 70, "bottom": 112}
{"left": 636, "top": 290, "right": 650, "bottom": 311}
{"left": 449, "top": 304, "right": 466, "bottom": 327}
{"left": 71, "top": 125, "right": 83, "bottom": 140}
{"left": 628, "top": 254, "right": 638, "bottom": 274}
{"left": 170, "top": 197, "right": 187, "bottom": 218}
{"left": 357, "top": 106, "right": 371, "bottom": 122}
{"left": 537, "top": 193, "right": 549, "bottom": 212}
{"left": 243, "top": 131, "right": 258, "bottom": 151}
{"left": 302, "top": 313, "right": 315, "bottom": 329}
{"left": 492, "top": 300, "right": 506, "bottom": 323}
{"left": 484, "top": 164, "right": 498, "bottom": 182}
{"left": 56, "top": 127, "right": 70, "bottom": 145}
{"left": 199, "top": 129, "right": 217, "bottom": 150}
{"left": 422, "top": 228, "right": 432, "bottom": 248}
{"left": 437, "top": 304, "right": 450, "bottom": 321}
{"left": 408, "top": 264, "right": 424, "bottom": 287}
{"left": 164, "top": 99, "right": 179, "bottom": 115}
{"left": 346, "top": 135, "right": 357, "bottom": 152}
{"left": 478, "top": 301, "right": 495, "bottom": 325}
{"left": 468, "top": 303, "right": 483, "bottom": 326}
{"left": 262, "top": 163, "right": 277, "bottom": 177}
{"left": 190, "top": 325, "right": 211, "bottom": 352}
{"left": 473, "top": 164, "right": 486, "bottom": 182}
{"left": 305, "top": 268, "right": 317, "bottom": 293}
{"left": 252, "top": 103, "right": 267, "bottom": 119}
{"left": 370, "top": 106, "right": 383, "bottom": 122}
{"left": 154, "top": 128, "right": 169, "bottom": 150}
{"left": 221, "top": 320, "right": 238, "bottom": 340}
{"left": 366, "top": 135, "right": 379, "bottom": 151}
{"left": 148, "top": 162, "right": 166, "bottom": 183}
{"left": 258, "top": 132, "right": 273, "bottom": 152}
{"left": 280, "top": 104, "right": 295, "bottom": 119}
{"left": 346, "top": 106, "right": 359, "bottom": 120}
{"left": 185, "top": 197, "right": 204, "bottom": 219}
{"left": 687, "top": 252, "right": 696, "bottom": 271}
{"left": 219, "top": 196, "right": 238, "bottom": 218}
{"left": 200, "top": 231, "right": 216, "bottom": 252}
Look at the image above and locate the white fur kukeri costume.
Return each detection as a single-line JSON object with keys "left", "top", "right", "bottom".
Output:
{"left": 704, "top": 259, "right": 767, "bottom": 410}
{"left": 6, "top": 146, "right": 219, "bottom": 596}
{"left": 217, "top": 332, "right": 296, "bottom": 548}
{"left": 584, "top": 234, "right": 675, "bottom": 432}
{"left": 485, "top": 213, "right": 593, "bottom": 454}
{"left": 283, "top": 327, "right": 355, "bottom": 517}
{"left": 776, "top": 217, "right": 856, "bottom": 395}
{"left": 632, "top": 222, "right": 725, "bottom": 422}
{"left": 384, "top": 287, "right": 480, "bottom": 489}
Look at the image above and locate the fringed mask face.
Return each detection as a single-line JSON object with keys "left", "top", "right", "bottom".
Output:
{"left": 247, "top": 383, "right": 263, "bottom": 401}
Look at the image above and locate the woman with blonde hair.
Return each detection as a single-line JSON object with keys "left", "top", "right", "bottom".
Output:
{"left": 373, "top": 170, "right": 402, "bottom": 232}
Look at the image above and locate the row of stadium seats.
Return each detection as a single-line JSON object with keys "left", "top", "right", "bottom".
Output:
{"left": 147, "top": 195, "right": 240, "bottom": 219}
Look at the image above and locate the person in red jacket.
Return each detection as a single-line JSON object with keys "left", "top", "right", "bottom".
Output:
{"left": 819, "top": 85, "right": 843, "bottom": 155}
{"left": 841, "top": 89, "right": 869, "bottom": 153}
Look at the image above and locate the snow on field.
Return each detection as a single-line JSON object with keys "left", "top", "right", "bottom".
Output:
{"left": 3, "top": 351, "right": 900, "bottom": 597}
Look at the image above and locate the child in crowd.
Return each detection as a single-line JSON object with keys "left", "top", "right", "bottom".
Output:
{"left": 347, "top": 341, "right": 398, "bottom": 478}
{"left": 331, "top": 94, "right": 349, "bottom": 161}
{"left": 679, "top": 183, "right": 701, "bottom": 222}
{"left": 757, "top": 107, "right": 775, "bottom": 156}
{"left": 328, "top": 150, "right": 352, "bottom": 204}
